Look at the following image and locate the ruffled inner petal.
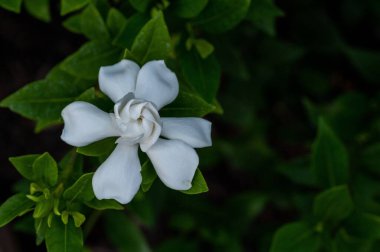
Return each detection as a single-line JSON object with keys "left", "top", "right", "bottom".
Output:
{"left": 140, "top": 119, "right": 161, "bottom": 152}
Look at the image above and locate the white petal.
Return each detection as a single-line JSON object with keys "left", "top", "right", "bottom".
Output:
{"left": 140, "top": 120, "right": 161, "bottom": 152}
{"left": 161, "top": 118, "right": 212, "bottom": 148}
{"left": 92, "top": 143, "right": 142, "bottom": 204}
{"left": 146, "top": 139, "right": 199, "bottom": 190}
{"left": 135, "top": 60, "right": 179, "bottom": 110}
{"left": 61, "top": 101, "right": 120, "bottom": 147}
{"left": 99, "top": 60, "right": 140, "bottom": 102}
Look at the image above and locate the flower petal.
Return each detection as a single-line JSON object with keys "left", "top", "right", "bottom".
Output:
{"left": 99, "top": 60, "right": 140, "bottom": 102}
{"left": 161, "top": 118, "right": 212, "bottom": 148}
{"left": 135, "top": 60, "right": 179, "bottom": 110}
{"left": 61, "top": 101, "right": 120, "bottom": 147}
{"left": 146, "top": 138, "right": 199, "bottom": 190}
{"left": 92, "top": 143, "right": 142, "bottom": 204}
{"left": 140, "top": 119, "right": 161, "bottom": 152}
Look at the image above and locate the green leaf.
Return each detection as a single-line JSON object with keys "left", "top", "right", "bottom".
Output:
{"left": 129, "top": 0, "right": 152, "bottom": 12}
{"left": 246, "top": 0, "right": 284, "bottom": 36}
{"left": 0, "top": 0, "right": 22, "bottom": 13}
{"left": 344, "top": 211, "right": 380, "bottom": 240}
{"left": 361, "top": 143, "right": 380, "bottom": 174}
{"left": 63, "top": 13, "right": 83, "bottom": 34}
{"left": 141, "top": 161, "right": 157, "bottom": 192}
{"left": 13, "top": 215, "right": 35, "bottom": 234}
{"left": 160, "top": 90, "right": 217, "bottom": 117}
{"left": 63, "top": 173, "right": 95, "bottom": 203}
{"left": 344, "top": 46, "right": 380, "bottom": 84}
{"left": 33, "top": 199, "right": 54, "bottom": 218}
{"left": 304, "top": 93, "right": 368, "bottom": 141}
{"left": 270, "top": 222, "right": 320, "bottom": 252}
{"left": 311, "top": 118, "right": 349, "bottom": 188}
{"left": 172, "top": 0, "right": 208, "bottom": 18}
{"left": 60, "top": 41, "right": 122, "bottom": 80}
{"left": 45, "top": 217, "right": 83, "bottom": 252}
{"left": 313, "top": 185, "right": 353, "bottom": 226}
{"left": 85, "top": 199, "right": 124, "bottom": 210}
{"left": 130, "top": 12, "right": 172, "bottom": 64}
{"left": 61, "top": 0, "right": 88, "bottom": 15}
{"left": 113, "top": 13, "right": 149, "bottom": 49}
{"left": 105, "top": 211, "right": 150, "bottom": 252}
{"left": 180, "top": 50, "right": 220, "bottom": 102}
{"left": 90, "top": 0, "right": 109, "bottom": 18}
{"left": 193, "top": 0, "right": 251, "bottom": 33}
{"left": 9, "top": 154, "right": 40, "bottom": 181}
{"left": 35, "top": 217, "right": 48, "bottom": 245}
{"left": 59, "top": 150, "right": 84, "bottom": 185}
{"left": 226, "top": 193, "right": 268, "bottom": 233}
{"left": 181, "top": 169, "right": 208, "bottom": 194}
{"left": 80, "top": 4, "right": 110, "bottom": 40}
{"left": 77, "top": 138, "right": 116, "bottom": 157}
{"left": 0, "top": 67, "right": 93, "bottom": 123}
{"left": 277, "top": 157, "right": 317, "bottom": 187}
{"left": 35, "top": 119, "right": 61, "bottom": 133}
{"left": 0, "top": 194, "right": 34, "bottom": 228}
{"left": 333, "top": 229, "right": 373, "bottom": 252}
{"left": 194, "top": 39, "right": 214, "bottom": 59}
{"left": 129, "top": 199, "right": 156, "bottom": 228}
{"left": 24, "top": 0, "right": 51, "bottom": 22}
{"left": 75, "top": 87, "right": 113, "bottom": 111}
{"left": 107, "top": 8, "right": 127, "bottom": 38}
{"left": 33, "top": 153, "right": 58, "bottom": 187}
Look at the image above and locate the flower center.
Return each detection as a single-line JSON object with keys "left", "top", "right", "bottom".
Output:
{"left": 113, "top": 93, "right": 161, "bottom": 151}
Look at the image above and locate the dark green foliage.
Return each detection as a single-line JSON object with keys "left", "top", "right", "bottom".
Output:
{"left": 270, "top": 222, "right": 321, "bottom": 252}
{"left": 246, "top": 0, "right": 284, "bottom": 36}
{"left": 193, "top": 0, "right": 251, "bottom": 33}
{"left": 313, "top": 185, "right": 353, "bottom": 227}
{"left": 0, "top": 0, "right": 22, "bottom": 13}
{"left": 45, "top": 217, "right": 83, "bottom": 252}
{"left": 61, "top": 0, "right": 88, "bottom": 15}
{"left": 312, "top": 119, "right": 349, "bottom": 188}
{"left": 24, "top": 0, "right": 51, "bottom": 22}
{"left": 0, "top": 194, "right": 34, "bottom": 227}
{"left": 60, "top": 41, "right": 122, "bottom": 79}
{"left": 129, "top": 11, "right": 172, "bottom": 64}
{"left": 2, "top": 0, "right": 380, "bottom": 251}
{"left": 171, "top": 0, "right": 208, "bottom": 18}
{"left": 104, "top": 211, "right": 150, "bottom": 252}
{"left": 180, "top": 49, "right": 221, "bottom": 102}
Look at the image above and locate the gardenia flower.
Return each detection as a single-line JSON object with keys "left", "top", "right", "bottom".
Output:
{"left": 61, "top": 60, "right": 212, "bottom": 204}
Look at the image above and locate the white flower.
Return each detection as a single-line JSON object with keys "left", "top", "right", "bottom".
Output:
{"left": 60, "top": 60, "right": 212, "bottom": 204}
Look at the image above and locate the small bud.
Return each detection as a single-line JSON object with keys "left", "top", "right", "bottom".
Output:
{"left": 26, "top": 194, "right": 41, "bottom": 202}
{"left": 61, "top": 211, "right": 69, "bottom": 225}
{"left": 30, "top": 183, "right": 42, "bottom": 195}
{"left": 47, "top": 213, "right": 53, "bottom": 228}
{"left": 53, "top": 199, "right": 61, "bottom": 216}
{"left": 43, "top": 189, "right": 50, "bottom": 199}
{"left": 33, "top": 199, "right": 53, "bottom": 218}
{"left": 72, "top": 212, "right": 86, "bottom": 227}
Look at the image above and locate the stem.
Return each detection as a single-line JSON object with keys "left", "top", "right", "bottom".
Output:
{"left": 83, "top": 210, "right": 102, "bottom": 239}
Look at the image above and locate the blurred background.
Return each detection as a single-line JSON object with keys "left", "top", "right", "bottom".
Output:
{"left": 1, "top": 0, "right": 380, "bottom": 251}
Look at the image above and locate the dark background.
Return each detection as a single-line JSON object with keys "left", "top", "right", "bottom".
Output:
{"left": 1, "top": 0, "right": 380, "bottom": 251}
